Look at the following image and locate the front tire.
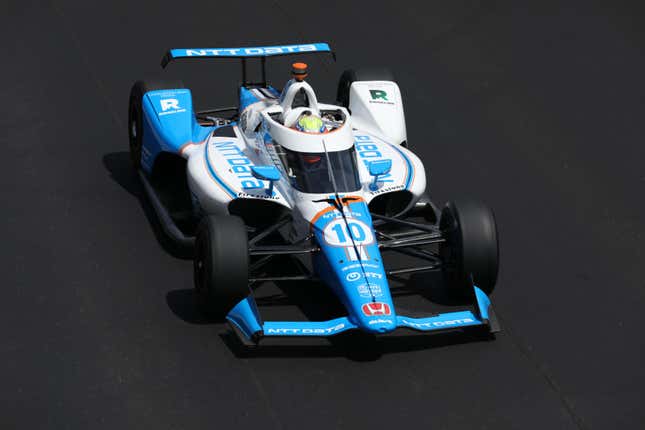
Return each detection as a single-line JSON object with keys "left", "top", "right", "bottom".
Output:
{"left": 128, "top": 82, "right": 145, "bottom": 169}
{"left": 439, "top": 201, "right": 499, "bottom": 297}
{"left": 194, "top": 215, "right": 249, "bottom": 320}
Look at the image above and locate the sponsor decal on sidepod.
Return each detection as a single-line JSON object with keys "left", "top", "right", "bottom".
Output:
{"left": 212, "top": 141, "right": 264, "bottom": 190}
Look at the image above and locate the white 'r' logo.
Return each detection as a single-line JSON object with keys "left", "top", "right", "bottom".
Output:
{"left": 160, "top": 99, "right": 179, "bottom": 111}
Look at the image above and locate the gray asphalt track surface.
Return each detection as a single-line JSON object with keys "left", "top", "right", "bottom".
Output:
{"left": 2, "top": 1, "right": 645, "bottom": 429}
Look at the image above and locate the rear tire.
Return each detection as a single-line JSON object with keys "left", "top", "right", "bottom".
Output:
{"left": 439, "top": 201, "right": 499, "bottom": 297}
{"left": 336, "top": 68, "right": 395, "bottom": 108}
{"left": 128, "top": 80, "right": 185, "bottom": 169}
{"left": 194, "top": 215, "right": 249, "bottom": 320}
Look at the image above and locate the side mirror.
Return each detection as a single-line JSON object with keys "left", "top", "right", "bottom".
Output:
{"left": 368, "top": 159, "right": 392, "bottom": 190}
{"left": 251, "top": 165, "right": 281, "bottom": 195}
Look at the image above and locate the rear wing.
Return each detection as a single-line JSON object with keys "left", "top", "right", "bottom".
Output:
{"left": 161, "top": 42, "right": 333, "bottom": 66}
{"left": 161, "top": 42, "right": 334, "bottom": 86}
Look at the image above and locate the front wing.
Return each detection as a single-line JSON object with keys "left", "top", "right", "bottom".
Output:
{"left": 226, "top": 285, "right": 500, "bottom": 344}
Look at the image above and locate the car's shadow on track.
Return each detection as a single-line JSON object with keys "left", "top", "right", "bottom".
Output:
{"left": 102, "top": 151, "right": 192, "bottom": 259}
{"left": 220, "top": 328, "right": 494, "bottom": 362}
{"left": 165, "top": 289, "right": 212, "bottom": 325}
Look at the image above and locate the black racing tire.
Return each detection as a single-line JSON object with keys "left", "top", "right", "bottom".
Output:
{"left": 194, "top": 215, "right": 249, "bottom": 320}
{"left": 336, "top": 68, "right": 395, "bottom": 108}
{"left": 128, "top": 80, "right": 185, "bottom": 169}
{"left": 439, "top": 201, "right": 499, "bottom": 297}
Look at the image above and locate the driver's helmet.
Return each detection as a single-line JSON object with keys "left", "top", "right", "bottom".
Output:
{"left": 295, "top": 111, "right": 325, "bottom": 133}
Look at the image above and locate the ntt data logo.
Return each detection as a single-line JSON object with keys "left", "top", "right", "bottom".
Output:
{"left": 183, "top": 44, "right": 319, "bottom": 57}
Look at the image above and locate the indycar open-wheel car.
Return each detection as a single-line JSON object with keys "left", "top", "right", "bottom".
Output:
{"left": 128, "top": 42, "right": 501, "bottom": 345}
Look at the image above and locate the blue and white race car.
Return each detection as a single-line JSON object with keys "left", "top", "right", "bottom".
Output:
{"left": 128, "top": 42, "right": 500, "bottom": 344}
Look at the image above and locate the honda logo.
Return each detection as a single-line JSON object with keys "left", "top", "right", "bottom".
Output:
{"left": 362, "top": 302, "right": 391, "bottom": 316}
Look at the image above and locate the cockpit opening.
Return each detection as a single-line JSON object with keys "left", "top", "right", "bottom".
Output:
{"left": 268, "top": 108, "right": 346, "bottom": 133}
{"left": 277, "top": 147, "right": 361, "bottom": 194}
